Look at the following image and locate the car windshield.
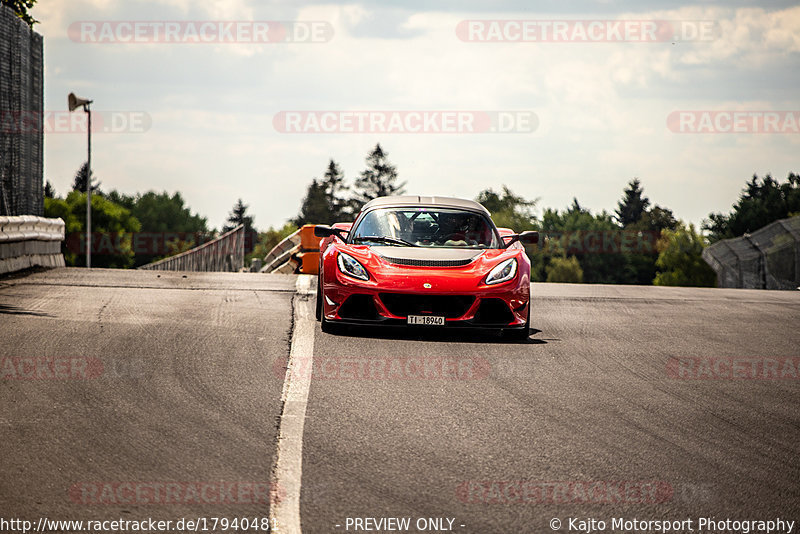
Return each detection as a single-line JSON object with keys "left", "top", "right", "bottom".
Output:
{"left": 350, "top": 207, "right": 500, "bottom": 248}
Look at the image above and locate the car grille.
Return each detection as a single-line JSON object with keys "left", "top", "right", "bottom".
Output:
{"left": 379, "top": 293, "right": 475, "bottom": 319}
{"left": 376, "top": 254, "right": 475, "bottom": 267}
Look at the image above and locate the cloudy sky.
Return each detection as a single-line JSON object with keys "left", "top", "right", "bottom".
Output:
{"left": 35, "top": 0, "right": 800, "bottom": 230}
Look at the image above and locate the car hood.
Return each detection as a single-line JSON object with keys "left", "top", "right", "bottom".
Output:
{"left": 369, "top": 245, "right": 484, "bottom": 267}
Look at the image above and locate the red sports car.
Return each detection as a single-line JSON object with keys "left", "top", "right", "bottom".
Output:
{"left": 314, "top": 196, "right": 539, "bottom": 339}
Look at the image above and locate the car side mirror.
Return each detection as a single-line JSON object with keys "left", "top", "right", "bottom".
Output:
{"left": 314, "top": 225, "right": 348, "bottom": 241}
{"left": 314, "top": 225, "right": 335, "bottom": 238}
{"left": 518, "top": 230, "right": 539, "bottom": 244}
{"left": 503, "top": 230, "right": 539, "bottom": 248}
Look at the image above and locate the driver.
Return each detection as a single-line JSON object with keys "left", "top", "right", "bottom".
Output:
{"left": 437, "top": 212, "right": 468, "bottom": 244}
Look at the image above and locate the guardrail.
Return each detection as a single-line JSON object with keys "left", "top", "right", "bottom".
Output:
{"left": 702, "top": 215, "right": 800, "bottom": 290}
{"left": 138, "top": 224, "right": 245, "bottom": 272}
{"left": 0, "top": 215, "right": 65, "bottom": 274}
{"left": 259, "top": 225, "right": 320, "bottom": 274}
{"left": 260, "top": 228, "right": 302, "bottom": 273}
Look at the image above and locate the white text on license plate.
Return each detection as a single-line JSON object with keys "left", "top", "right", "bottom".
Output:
{"left": 407, "top": 315, "right": 446, "bottom": 326}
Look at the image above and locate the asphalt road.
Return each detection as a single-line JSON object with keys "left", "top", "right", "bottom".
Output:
{"left": 2, "top": 268, "right": 799, "bottom": 534}
{"left": 0, "top": 269, "right": 295, "bottom": 527}
{"left": 300, "top": 284, "right": 800, "bottom": 532}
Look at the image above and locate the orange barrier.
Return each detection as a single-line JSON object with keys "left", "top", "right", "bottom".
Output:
{"left": 296, "top": 224, "right": 321, "bottom": 274}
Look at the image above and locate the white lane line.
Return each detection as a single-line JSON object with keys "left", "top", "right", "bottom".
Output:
{"left": 271, "top": 274, "right": 316, "bottom": 534}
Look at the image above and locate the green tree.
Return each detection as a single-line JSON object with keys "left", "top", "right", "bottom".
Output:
{"left": 109, "top": 191, "right": 207, "bottom": 234}
{"left": 2, "top": 0, "right": 38, "bottom": 26}
{"left": 475, "top": 186, "right": 538, "bottom": 231}
{"left": 293, "top": 179, "right": 330, "bottom": 226}
{"left": 621, "top": 205, "right": 677, "bottom": 284}
{"left": 613, "top": 180, "right": 678, "bottom": 284}
{"left": 546, "top": 255, "right": 584, "bottom": 283}
{"left": 631, "top": 205, "right": 677, "bottom": 233}
{"left": 653, "top": 223, "right": 716, "bottom": 287}
{"left": 615, "top": 178, "right": 649, "bottom": 227}
{"left": 705, "top": 173, "right": 800, "bottom": 242}
{"left": 44, "top": 180, "right": 55, "bottom": 198}
{"left": 541, "top": 201, "right": 626, "bottom": 284}
{"left": 352, "top": 144, "right": 404, "bottom": 209}
{"left": 249, "top": 222, "right": 299, "bottom": 265}
{"left": 223, "top": 198, "right": 257, "bottom": 255}
{"left": 223, "top": 198, "right": 254, "bottom": 233}
{"left": 106, "top": 190, "right": 209, "bottom": 266}
{"left": 45, "top": 191, "right": 141, "bottom": 268}
{"left": 72, "top": 162, "right": 100, "bottom": 195}
{"left": 321, "top": 159, "right": 349, "bottom": 220}
{"left": 294, "top": 160, "right": 352, "bottom": 225}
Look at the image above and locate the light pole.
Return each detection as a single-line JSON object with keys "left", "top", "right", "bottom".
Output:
{"left": 68, "top": 93, "right": 93, "bottom": 268}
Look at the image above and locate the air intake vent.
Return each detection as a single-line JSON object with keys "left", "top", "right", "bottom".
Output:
{"left": 472, "top": 298, "right": 514, "bottom": 325}
{"left": 376, "top": 254, "right": 475, "bottom": 267}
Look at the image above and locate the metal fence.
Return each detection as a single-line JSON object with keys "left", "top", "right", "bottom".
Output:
{"left": 0, "top": 5, "right": 44, "bottom": 216}
{"left": 138, "top": 225, "right": 245, "bottom": 272}
{"left": 702, "top": 215, "right": 800, "bottom": 290}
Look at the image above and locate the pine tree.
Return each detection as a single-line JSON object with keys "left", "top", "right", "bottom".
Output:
{"left": 293, "top": 179, "right": 331, "bottom": 226}
{"left": 72, "top": 162, "right": 100, "bottom": 194}
{"left": 352, "top": 144, "right": 404, "bottom": 209}
{"left": 44, "top": 180, "right": 55, "bottom": 198}
{"left": 223, "top": 198, "right": 254, "bottom": 233}
{"left": 223, "top": 198, "right": 256, "bottom": 253}
{"left": 615, "top": 178, "right": 650, "bottom": 227}
{"left": 704, "top": 173, "right": 800, "bottom": 242}
{"left": 321, "top": 159, "right": 348, "bottom": 220}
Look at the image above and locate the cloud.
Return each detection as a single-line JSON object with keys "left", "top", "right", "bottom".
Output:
{"left": 36, "top": 0, "right": 800, "bottom": 230}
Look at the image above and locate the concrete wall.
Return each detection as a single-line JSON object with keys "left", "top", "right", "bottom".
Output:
{"left": 0, "top": 216, "right": 65, "bottom": 274}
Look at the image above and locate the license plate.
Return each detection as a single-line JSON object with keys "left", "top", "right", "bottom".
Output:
{"left": 407, "top": 315, "right": 446, "bottom": 326}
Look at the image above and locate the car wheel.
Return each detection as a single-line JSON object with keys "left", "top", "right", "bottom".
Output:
{"left": 505, "top": 302, "right": 530, "bottom": 341}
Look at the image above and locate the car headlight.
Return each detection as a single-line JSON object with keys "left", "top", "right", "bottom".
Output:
{"left": 485, "top": 257, "right": 517, "bottom": 285}
{"left": 337, "top": 252, "right": 370, "bottom": 281}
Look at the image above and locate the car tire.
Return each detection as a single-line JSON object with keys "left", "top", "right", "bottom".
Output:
{"left": 505, "top": 302, "right": 530, "bottom": 341}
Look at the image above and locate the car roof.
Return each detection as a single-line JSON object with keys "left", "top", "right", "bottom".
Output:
{"left": 360, "top": 196, "right": 490, "bottom": 216}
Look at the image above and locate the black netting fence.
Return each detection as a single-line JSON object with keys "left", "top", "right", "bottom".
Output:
{"left": 702, "top": 216, "right": 800, "bottom": 290}
{"left": 0, "top": 4, "right": 43, "bottom": 216}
